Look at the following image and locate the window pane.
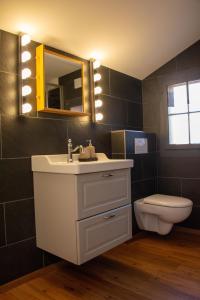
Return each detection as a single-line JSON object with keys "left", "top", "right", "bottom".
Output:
{"left": 169, "top": 114, "right": 189, "bottom": 144}
{"left": 168, "top": 83, "right": 188, "bottom": 114}
{"left": 189, "top": 112, "right": 200, "bottom": 144}
{"left": 189, "top": 80, "right": 200, "bottom": 112}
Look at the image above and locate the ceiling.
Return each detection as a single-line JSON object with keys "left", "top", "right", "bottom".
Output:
{"left": 1, "top": 0, "right": 200, "bottom": 79}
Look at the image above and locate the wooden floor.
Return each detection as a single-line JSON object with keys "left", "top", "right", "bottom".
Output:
{"left": 1, "top": 227, "right": 200, "bottom": 300}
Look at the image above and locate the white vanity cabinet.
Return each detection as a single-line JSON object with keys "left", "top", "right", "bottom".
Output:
{"left": 32, "top": 154, "right": 133, "bottom": 265}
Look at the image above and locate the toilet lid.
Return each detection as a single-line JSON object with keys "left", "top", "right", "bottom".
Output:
{"left": 143, "top": 194, "right": 192, "bottom": 208}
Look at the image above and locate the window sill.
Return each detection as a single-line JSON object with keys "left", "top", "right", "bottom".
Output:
{"left": 165, "top": 144, "right": 200, "bottom": 150}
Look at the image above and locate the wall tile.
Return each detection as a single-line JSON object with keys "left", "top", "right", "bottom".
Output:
{"left": 98, "top": 95, "right": 127, "bottom": 126}
{"left": 158, "top": 157, "right": 200, "bottom": 178}
{"left": 5, "top": 198, "right": 35, "bottom": 244}
{"left": 0, "top": 238, "right": 43, "bottom": 285}
{"left": 0, "top": 72, "right": 18, "bottom": 116}
{"left": 177, "top": 40, "right": 200, "bottom": 72}
{"left": 181, "top": 179, "right": 200, "bottom": 206}
{"left": 0, "top": 204, "right": 5, "bottom": 246}
{"left": 158, "top": 177, "right": 181, "bottom": 196}
{"left": 131, "top": 179, "right": 156, "bottom": 201}
{"left": 110, "top": 69, "right": 141, "bottom": 102}
{"left": 2, "top": 116, "right": 68, "bottom": 158}
{"left": 127, "top": 102, "right": 143, "bottom": 128}
{"left": 99, "top": 66, "right": 110, "bottom": 95}
{"left": 0, "top": 158, "right": 33, "bottom": 203}
{"left": 0, "top": 30, "right": 18, "bottom": 74}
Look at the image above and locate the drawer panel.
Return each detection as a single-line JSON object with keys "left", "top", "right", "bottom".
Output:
{"left": 77, "top": 205, "right": 132, "bottom": 264}
{"left": 77, "top": 169, "right": 131, "bottom": 219}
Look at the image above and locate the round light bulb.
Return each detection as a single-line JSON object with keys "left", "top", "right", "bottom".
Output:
{"left": 22, "top": 68, "right": 31, "bottom": 79}
{"left": 21, "top": 34, "right": 31, "bottom": 46}
{"left": 22, "top": 103, "right": 32, "bottom": 113}
{"left": 96, "top": 113, "right": 103, "bottom": 121}
{"left": 21, "top": 51, "right": 31, "bottom": 63}
{"left": 94, "top": 73, "right": 101, "bottom": 82}
{"left": 94, "top": 86, "right": 102, "bottom": 95}
{"left": 93, "top": 60, "right": 101, "bottom": 69}
{"left": 95, "top": 99, "right": 103, "bottom": 108}
{"left": 22, "top": 85, "right": 32, "bottom": 96}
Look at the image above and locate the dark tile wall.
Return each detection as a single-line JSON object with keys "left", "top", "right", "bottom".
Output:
{"left": 112, "top": 130, "right": 157, "bottom": 232}
{"left": 143, "top": 40, "right": 200, "bottom": 229}
{"left": 0, "top": 29, "right": 142, "bottom": 284}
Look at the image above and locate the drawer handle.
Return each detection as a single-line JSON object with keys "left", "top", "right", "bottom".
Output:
{"left": 104, "top": 214, "right": 116, "bottom": 219}
{"left": 102, "top": 174, "right": 114, "bottom": 177}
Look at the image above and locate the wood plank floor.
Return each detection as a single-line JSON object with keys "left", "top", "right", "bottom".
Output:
{"left": 1, "top": 227, "right": 200, "bottom": 300}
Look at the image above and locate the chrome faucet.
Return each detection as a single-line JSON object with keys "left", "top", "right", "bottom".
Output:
{"left": 67, "top": 139, "right": 83, "bottom": 162}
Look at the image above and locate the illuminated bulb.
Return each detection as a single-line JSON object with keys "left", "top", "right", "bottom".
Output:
{"left": 22, "top": 85, "right": 32, "bottom": 96}
{"left": 21, "top": 51, "right": 31, "bottom": 62}
{"left": 94, "top": 86, "right": 102, "bottom": 95}
{"left": 95, "top": 99, "right": 103, "bottom": 108}
{"left": 93, "top": 60, "right": 101, "bottom": 69}
{"left": 22, "top": 68, "right": 31, "bottom": 79}
{"left": 21, "top": 34, "right": 31, "bottom": 46}
{"left": 22, "top": 103, "right": 32, "bottom": 113}
{"left": 94, "top": 73, "right": 101, "bottom": 82}
{"left": 96, "top": 113, "right": 103, "bottom": 121}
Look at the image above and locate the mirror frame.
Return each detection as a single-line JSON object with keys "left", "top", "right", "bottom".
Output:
{"left": 36, "top": 44, "right": 89, "bottom": 116}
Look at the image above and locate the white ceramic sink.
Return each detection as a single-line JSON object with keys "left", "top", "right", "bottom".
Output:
{"left": 32, "top": 153, "right": 133, "bottom": 174}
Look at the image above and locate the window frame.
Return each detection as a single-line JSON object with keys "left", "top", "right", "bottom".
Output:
{"left": 166, "top": 79, "right": 200, "bottom": 149}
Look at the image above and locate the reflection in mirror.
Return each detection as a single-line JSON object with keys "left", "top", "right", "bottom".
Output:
{"left": 45, "top": 52, "right": 83, "bottom": 112}
{"left": 36, "top": 45, "right": 88, "bottom": 116}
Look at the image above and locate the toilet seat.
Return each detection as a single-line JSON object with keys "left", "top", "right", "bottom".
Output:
{"left": 143, "top": 194, "right": 192, "bottom": 208}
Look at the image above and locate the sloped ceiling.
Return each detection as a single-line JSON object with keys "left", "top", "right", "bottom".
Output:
{"left": 1, "top": 0, "right": 200, "bottom": 79}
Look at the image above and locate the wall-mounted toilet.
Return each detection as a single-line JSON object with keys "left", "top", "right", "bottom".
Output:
{"left": 134, "top": 194, "right": 193, "bottom": 235}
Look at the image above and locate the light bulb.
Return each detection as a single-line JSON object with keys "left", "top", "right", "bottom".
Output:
{"left": 96, "top": 113, "right": 103, "bottom": 121}
{"left": 22, "top": 85, "right": 32, "bottom": 96}
{"left": 22, "top": 68, "right": 31, "bottom": 79}
{"left": 94, "top": 73, "right": 101, "bottom": 82}
{"left": 95, "top": 99, "right": 103, "bottom": 108}
{"left": 21, "top": 34, "right": 31, "bottom": 46}
{"left": 21, "top": 51, "right": 31, "bottom": 63}
{"left": 94, "top": 86, "right": 102, "bottom": 95}
{"left": 93, "top": 60, "right": 101, "bottom": 69}
{"left": 22, "top": 103, "right": 32, "bottom": 113}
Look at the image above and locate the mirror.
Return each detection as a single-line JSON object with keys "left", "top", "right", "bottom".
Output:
{"left": 36, "top": 45, "right": 88, "bottom": 116}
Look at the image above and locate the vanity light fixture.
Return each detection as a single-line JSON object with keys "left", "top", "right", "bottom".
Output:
{"left": 94, "top": 73, "right": 101, "bottom": 82}
{"left": 93, "top": 60, "right": 101, "bottom": 69}
{"left": 19, "top": 32, "right": 33, "bottom": 114}
{"left": 21, "top": 33, "right": 31, "bottom": 46}
{"left": 22, "top": 68, "right": 31, "bottom": 79}
{"left": 21, "top": 50, "right": 31, "bottom": 62}
{"left": 94, "top": 86, "right": 102, "bottom": 95}
{"left": 90, "top": 58, "right": 104, "bottom": 122}
{"left": 95, "top": 99, "right": 103, "bottom": 108}
{"left": 22, "top": 103, "right": 32, "bottom": 113}
{"left": 95, "top": 113, "right": 103, "bottom": 121}
{"left": 22, "top": 85, "right": 32, "bottom": 96}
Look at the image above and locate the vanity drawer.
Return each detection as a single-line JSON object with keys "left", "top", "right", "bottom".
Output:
{"left": 76, "top": 169, "right": 131, "bottom": 219}
{"left": 77, "top": 204, "right": 132, "bottom": 264}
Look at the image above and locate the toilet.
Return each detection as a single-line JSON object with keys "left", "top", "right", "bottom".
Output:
{"left": 134, "top": 194, "right": 193, "bottom": 235}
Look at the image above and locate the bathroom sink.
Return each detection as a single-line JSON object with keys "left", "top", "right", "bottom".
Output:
{"left": 31, "top": 153, "right": 133, "bottom": 174}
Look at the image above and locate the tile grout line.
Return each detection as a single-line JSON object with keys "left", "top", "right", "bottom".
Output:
{"left": 0, "top": 236, "right": 36, "bottom": 249}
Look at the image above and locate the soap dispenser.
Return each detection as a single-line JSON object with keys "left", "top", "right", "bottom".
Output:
{"left": 87, "top": 139, "right": 97, "bottom": 160}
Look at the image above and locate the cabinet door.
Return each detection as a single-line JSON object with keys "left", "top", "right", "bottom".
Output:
{"left": 77, "top": 169, "right": 131, "bottom": 219}
{"left": 77, "top": 204, "right": 132, "bottom": 264}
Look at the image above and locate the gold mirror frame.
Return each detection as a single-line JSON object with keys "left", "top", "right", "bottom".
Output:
{"left": 36, "top": 45, "right": 89, "bottom": 116}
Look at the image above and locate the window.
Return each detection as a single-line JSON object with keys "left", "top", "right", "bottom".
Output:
{"left": 167, "top": 80, "right": 200, "bottom": 145}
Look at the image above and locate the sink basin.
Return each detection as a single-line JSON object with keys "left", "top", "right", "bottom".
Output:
{"left": 32, "top": 153, "right": 133, "bottom": 174}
